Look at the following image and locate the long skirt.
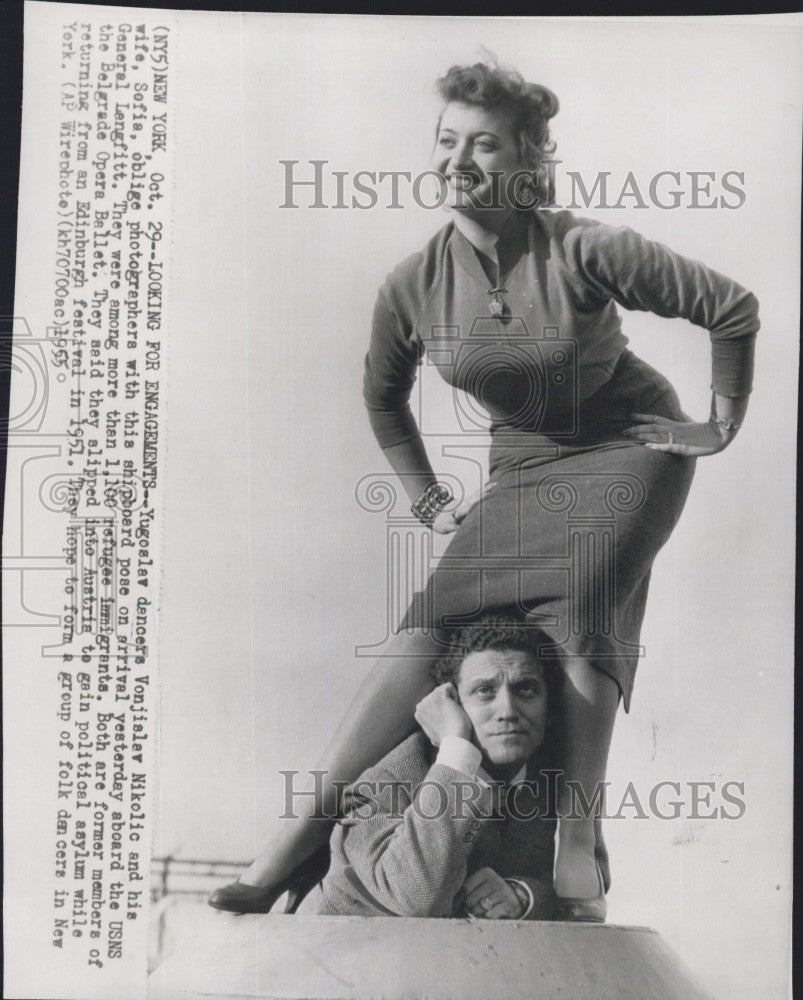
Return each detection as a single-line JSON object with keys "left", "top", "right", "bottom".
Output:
{"left": 402, "top": 349, "right": 696, "bottom": 712}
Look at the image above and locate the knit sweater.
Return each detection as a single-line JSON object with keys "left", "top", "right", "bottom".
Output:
{"left": 363, "top": 210, "right": 759, "bottom": 448}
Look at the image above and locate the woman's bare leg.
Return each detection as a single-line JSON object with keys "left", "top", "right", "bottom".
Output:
{"left": 240, "top": 628, "right": 443, "bottom": 887}
{"left": 553, "top": 659, "right": 619, "bottom": 899}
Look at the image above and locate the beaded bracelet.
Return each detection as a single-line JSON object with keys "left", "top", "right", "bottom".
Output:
{"left": 411, "top": 483, "right": 453, "bottom": 527}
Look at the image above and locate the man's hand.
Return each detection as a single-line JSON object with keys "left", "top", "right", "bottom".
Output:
{"left": 462, "top": 867, "right": 524, "bottom": 920}
{"left": 414, "top": 683, "right": 473, "bottom": 747}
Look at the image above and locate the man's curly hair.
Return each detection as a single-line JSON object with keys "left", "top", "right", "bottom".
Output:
{"left": 433, "top": 614, "right": 559, "bottom": 695}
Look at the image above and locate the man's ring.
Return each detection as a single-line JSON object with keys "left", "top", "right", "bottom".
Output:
{"left": 480, "top": 896, "right": 493, "bottom": 911}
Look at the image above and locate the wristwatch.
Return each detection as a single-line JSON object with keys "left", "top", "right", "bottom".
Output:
{"left": 710, "top": 414, "right": 742, "bottom": 433}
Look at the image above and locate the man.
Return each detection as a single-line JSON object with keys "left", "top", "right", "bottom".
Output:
{"left": 316, "top": 615, "right": 609, "bottom": 920}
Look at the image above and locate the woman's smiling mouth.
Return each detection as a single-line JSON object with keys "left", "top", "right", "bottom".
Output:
{"left": 447, "top": 171, "right": 482, "bottom": 190}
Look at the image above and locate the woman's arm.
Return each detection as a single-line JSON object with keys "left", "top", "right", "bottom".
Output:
{"left": 380, "top": 437, "right": 437, "bottom": 505}
{"left": 569, "top": 222, "right": 759, "bottom": 398}
{"left": 377, "top": 426, "right": 494, "bottom": 532}
{"left": 362, "top": 296, "right": 445, "bottom": 509}
{"left": 364, "top": 288, "right": 491, "bottom": 528}
{"left": 569, "top": 223, "right": 759, "bottom": 455}
{"left": 363, "top": 290, "right": 434, "bottom": 491}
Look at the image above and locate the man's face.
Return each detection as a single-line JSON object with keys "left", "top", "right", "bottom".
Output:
{"left": 455, "top": 648, "right": 548, "bottom": 774}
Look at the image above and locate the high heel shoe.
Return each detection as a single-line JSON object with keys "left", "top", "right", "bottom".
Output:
{"left": 208, "top": 842, "right": 332, "bottom": 915}
{"left": 554, "top": 860, "right": 607, "bottom": 923}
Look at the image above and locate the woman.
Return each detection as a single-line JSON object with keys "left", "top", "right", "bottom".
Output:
{"left": 210, "top": 61, "right": 758, "bottom": 920}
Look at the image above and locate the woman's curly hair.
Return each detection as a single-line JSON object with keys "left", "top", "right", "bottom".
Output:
{"left": 435, "top": 60, "right": 559, "bottom": 172}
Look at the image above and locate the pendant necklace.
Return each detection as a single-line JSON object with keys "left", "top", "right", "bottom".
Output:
{"left": 488, "top": 286, "right": 508, "bottom": 318}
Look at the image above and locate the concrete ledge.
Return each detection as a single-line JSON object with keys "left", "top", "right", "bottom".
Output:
{"left": 149, "top": 912, "right": 715, "bottom": 1000}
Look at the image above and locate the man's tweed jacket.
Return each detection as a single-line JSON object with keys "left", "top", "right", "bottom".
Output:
{"left": 317, "top": 731, "right": 609, "bottom": 919}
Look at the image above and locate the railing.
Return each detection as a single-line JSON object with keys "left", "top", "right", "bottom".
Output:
{"left": 149, "top": 856, "right": 248, "bottom": 972}
{"left": 150, "top": 855, "right": 247, "bottom": 902}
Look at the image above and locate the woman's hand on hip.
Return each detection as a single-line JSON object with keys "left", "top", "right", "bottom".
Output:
{"left": 431, "top": 481, "right": 497, "bottom": 535}
{"left": 620, "top": 413, "right": 736, "bottom": 457}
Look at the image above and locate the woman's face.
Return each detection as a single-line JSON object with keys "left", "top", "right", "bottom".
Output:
{"left": 432, "top": 101, "right": 524, "bottom": 223}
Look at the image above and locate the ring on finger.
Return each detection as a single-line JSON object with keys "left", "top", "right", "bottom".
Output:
{"left": 479, "top": 896, "right": 493, "bottom": 911}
